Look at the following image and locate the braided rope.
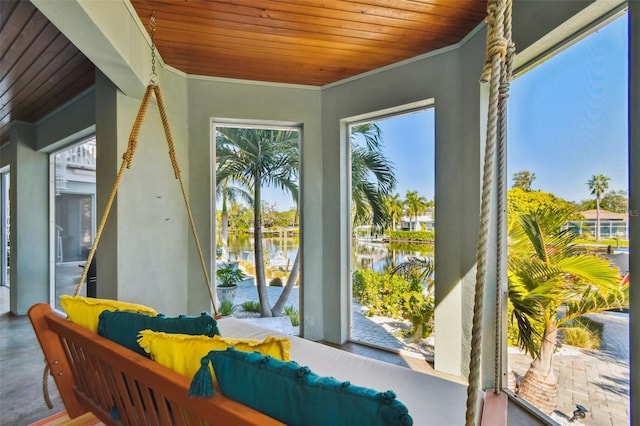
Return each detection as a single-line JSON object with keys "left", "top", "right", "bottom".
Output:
{"left": 465, "top": 0, "right": 510, "bottom": 424}
{"left": 494, "top": 0, "right": 516, "bottom": 394}
{"left": 41, "top": 362, "right": 53, "bottom": 409}
{"left": 75, "top": 85, "right": 155, "bottom": 295}
{"left": 153, "top": 85, "right": 218, "bottom": 316}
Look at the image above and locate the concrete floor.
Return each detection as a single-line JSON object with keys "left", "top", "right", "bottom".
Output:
{"left": 0, "top": 286, "right": 64, "bottom": 426}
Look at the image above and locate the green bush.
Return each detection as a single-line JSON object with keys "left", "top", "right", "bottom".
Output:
{"left": 352, "top": 270, "right": 433, "bottom": 339}
{"left": 219, "top": 300, "right": 236, "bottom": 316}
{"left": 562, "top": 316, "right": 603, "bottom": 349}
{"left": 386, "top": 230, "right": 434, "bottom": 242}
{"left": 562, "top": 327, "right": 600, "bottom": 349}
{"left": 269, "top": 277, "right": 284, "bottom": 287}
{"left": 241, "top": 301, "right": 261, "bottom": 313}
{"left": 284, "top": 305, "right": 300, "bottom": 326}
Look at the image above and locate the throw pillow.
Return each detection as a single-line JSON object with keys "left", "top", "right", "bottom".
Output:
{"left": 137, "top": 330, "right": 291, "bottom": 379}
{"left": 195, "top": 348, "right": 413, "bottom": 426}
{"left": 97, "top": 310, "right": 221, "bottom": 356}
{"left": 59, "top": 295, "right": 157, "bottom": 332}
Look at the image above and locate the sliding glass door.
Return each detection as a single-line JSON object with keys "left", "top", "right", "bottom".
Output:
{"left": 50, "top": 138, "right": 96, "bottom": 310}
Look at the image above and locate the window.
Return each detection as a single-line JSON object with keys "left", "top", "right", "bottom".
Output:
{"left": 213, "top": 123, "right": 301, "bottom": 331}
{"left": 348, "top": 106, "right": 436, "bottom": 360}
{"left": 50, "top": 138, "right": 97, "bottom": 310}
{"left": 506, "top": 12, "right": 629, "bottom": 423}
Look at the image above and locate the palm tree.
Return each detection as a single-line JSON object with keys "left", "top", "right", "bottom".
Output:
{"left": 586, "top": 174, "right": 610, "bottom": 241}
{"left": 215, "top": 178, "right": 252, "bottom": 262}
{"left": 404, "top": 190, "right": 428, "bottom": 231}
{"left": 508, "top": 206, "right": 627, "bottom": 414}
{"left": 350, "top": 123, "right": 396, "bottom": 231}
{"left": 384, "top": 193, "right": 404, "bottom": 231}
{"left": 216, "top": 128, "right": 299, "bottom": 317}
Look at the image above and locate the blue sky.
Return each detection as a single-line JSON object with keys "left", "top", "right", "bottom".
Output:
{"left": 508, "top": 13, "right": 628, "bottom": 202}
{"left": 262, "top": 13, "right": 628, "bottom": 210}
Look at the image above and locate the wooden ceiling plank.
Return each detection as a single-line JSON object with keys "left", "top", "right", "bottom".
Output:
{"left": 0, "top": 9, "right": 50, "bottom": 80}
{"left": 133, "top": 3, "right": 462, "bottom": 46}
{"left": 277, "top": 0, "right": 485, "bottom": 27}
{"left": 170, "top": 0, "right": 479, "bottom": 34}
{"left": 0, "top": 34, "right": 78, "bottom": 110}
{"left": 165, "top": 48, "right": 370, "bottom": 77}
{"left": 156, "top": 40, "right": 403, "bottom": 70}
{"left": 0, "top": 52, "right": 91, "bottom": 123}
{"left": 26, "top": 65, "right": 95, "bottom": 122}
{"left": 153, "top": 26, "right": 420, "bottom": 59}
{"left": 5, "top": 59, "right": 93, "bottom": 124}
{"left": 0, "top": 0, "right": 20, "bottom": 32}
{"left": 179, "top": 63, "right": 334, "bottom": 86}
{"left": 347, "top": 0, "right": 487, "bottom": 21}
{"left": 0, "top": 31, "right": 70, "bottom": 101}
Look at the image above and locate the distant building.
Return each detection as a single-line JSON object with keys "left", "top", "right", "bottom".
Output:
{"left": 566, "top": 209, "right": 629, "bottom": 240}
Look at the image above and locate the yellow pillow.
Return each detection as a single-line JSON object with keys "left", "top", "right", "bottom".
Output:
{"left": 60, "top": 295, "right": 157, "bottom": 333}
{"left": 137, "top": 330, "right": 291, "bottom": 379}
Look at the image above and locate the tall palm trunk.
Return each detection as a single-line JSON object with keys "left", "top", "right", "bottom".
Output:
{"left": 595, "top": 197, "right": 602, "bottom": 241}
{"left": 220, "top": 196, "right": 229, "bottom": 262}
{"left": 271, "top": 251, "right": 300, "bottom": 316}
{"left": 517, "top": 325, "right": 558, "bottom": 414}
{"left": 252, "top": 174, "right": 271, "bottom": 317}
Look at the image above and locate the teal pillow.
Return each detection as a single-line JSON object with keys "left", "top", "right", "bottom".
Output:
{"left": 192, "top": 348, "right": 413, "bottom": 426}
{"left": 97, "top": 310, "right": 220, "bottom": 356}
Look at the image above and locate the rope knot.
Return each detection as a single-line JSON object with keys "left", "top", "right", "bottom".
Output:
{"left": 488, "top": 36, "right": 509, "bottom": 59}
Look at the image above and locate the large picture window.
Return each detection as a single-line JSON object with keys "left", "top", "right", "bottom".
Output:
{"left": 213, "top": 123, "right": 301, "bottom": 332}
{"left": 506, "top": 12, "right": 629, "bottom": 423}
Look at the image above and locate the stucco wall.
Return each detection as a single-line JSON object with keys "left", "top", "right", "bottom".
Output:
{"left": 185, "top": 78, "right": 322, "bottom": 332}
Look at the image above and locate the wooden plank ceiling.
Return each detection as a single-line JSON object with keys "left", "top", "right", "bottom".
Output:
{"left": 0, "top": 0, "right": 95, "bottom": 145}
{"left": 1, "top": 0, "right": 487, "bottom": 145}
{"left": 131, "top": 0, "right": 488, "bottom": 85}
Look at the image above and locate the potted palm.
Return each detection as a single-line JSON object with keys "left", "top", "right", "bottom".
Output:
{"left": 216, "top": 263, "right": 244, "bottom": 305}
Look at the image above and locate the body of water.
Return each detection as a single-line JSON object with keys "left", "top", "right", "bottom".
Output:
{"left": 222, "top": 235, "right": 434, "bottom": 274}
{"left": 353, "top": 239, "right": 434, "bottom": 273}
{"left": 226, "top": 234, "right": 299, "bottom": 267}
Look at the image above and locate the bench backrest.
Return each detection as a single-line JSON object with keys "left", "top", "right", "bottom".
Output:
{"left": 28, "top": 303, "right": 284, "bottom": 426}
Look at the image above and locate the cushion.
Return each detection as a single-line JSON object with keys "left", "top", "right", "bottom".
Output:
{"left": 198, "top": 348, "right": 413, "bottom": 426}
{"left": 97, "top": 310, "right": 221, "bottom": 356}
{"left": 59, "top": 295, "right": 157, "bottom": 332}
{"left": 137, "top": 330, "right": 291, "bottom": 379}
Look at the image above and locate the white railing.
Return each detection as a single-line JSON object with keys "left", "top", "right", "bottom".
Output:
{"left": 64, "top": 143, "right": 96, "bottom": 170}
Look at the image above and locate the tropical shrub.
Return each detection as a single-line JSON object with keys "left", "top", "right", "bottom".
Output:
{"left": 219, "top": 300, "right": 236, "bottom": 316}
{"left": 386, "top": 230, "right": 434, "bottom": 242}
{"left": 269, "top": 277, "right": 284, "bottom": 287}
{"left": 241, "top": 301, "right": 261, "bottom": 313}
{"left": 352, "top": 270, "right": 433, "bottom": 339}
{"left": 562, "top": 327, "right": 600, "bottom": 350}
{"left": 284, "top": 305, "right": 300, "bottom": 326}
{"left": 508, "top": 206, "right": 627, "bottom": 414}
{"left": 562, "top": 316, "right": 604, "bottom": 349}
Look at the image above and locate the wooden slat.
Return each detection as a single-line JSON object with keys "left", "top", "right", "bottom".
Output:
{"left": 0, "top": 8, "right": 49, "bottom": 81}
{"left": 0, "top": 0, "right": 20, "bottom": 32}
{"left": 0, "top": 0, "right": 32, "bottom": 57}
{"left": 133, "top": 2, "right": 462, "bottom": 46}
{"left": 0, "top": 28, "right": 69, "bottom": 101}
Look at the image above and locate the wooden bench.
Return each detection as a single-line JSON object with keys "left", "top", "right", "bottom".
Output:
{"left": 28, "top": 303, "right": 284, "bottom": 426}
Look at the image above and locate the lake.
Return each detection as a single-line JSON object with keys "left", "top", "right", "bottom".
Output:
{"left": 224, "top": 234, "right": 434, "bottom": 273}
